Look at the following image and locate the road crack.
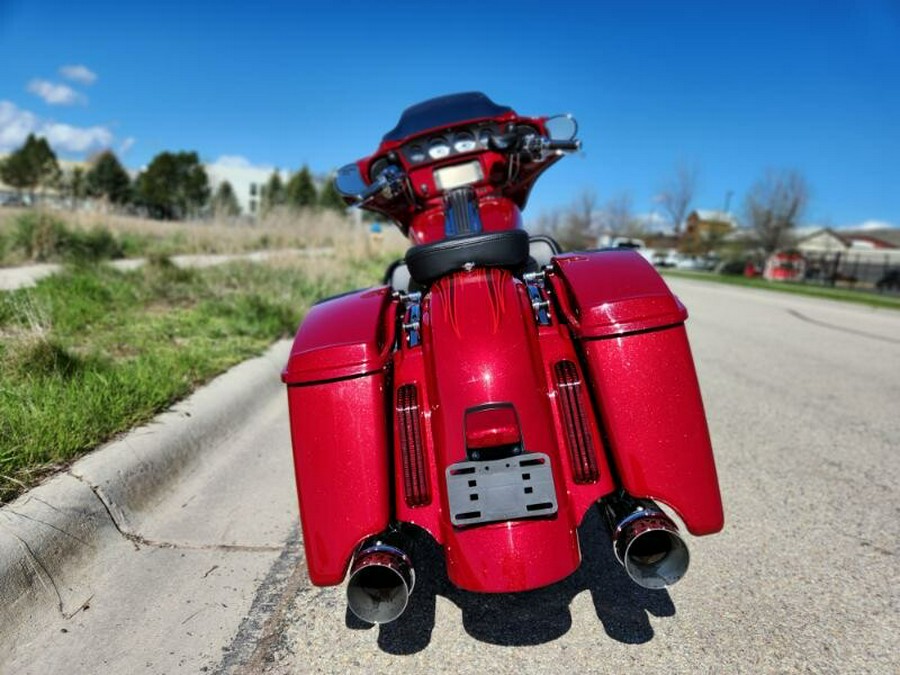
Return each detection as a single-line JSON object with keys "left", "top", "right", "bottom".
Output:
{"left": 67, "top": 471, "right": 281, "bottom": 553}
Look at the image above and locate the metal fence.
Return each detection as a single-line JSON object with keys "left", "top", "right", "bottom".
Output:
{"left": 801, "top": 251, "right": 900, "bottom": 291}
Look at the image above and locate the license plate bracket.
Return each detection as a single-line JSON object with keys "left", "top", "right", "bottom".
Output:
{"left": 446, "top": 453, "right": 558, "bottom": 527}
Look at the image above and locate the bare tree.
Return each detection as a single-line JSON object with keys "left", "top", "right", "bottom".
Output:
{"left": 744, "top": 169, "right": 809, "bottom": 255}
{"left": 532, "top": 209, "right": 562, "bottom": 240}
{"left": 533, "top": 188, "right": 597, "bottom": 251}
{"left": 572, "top": 188, "right": 597, "bottom": 236}
{"left": 598, "top": 192, "right": 641, "bottom": 238}
{"left": 656, "top": 162, "right": 699, "bottom": 235}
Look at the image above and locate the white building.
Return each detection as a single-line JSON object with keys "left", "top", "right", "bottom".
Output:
{"left": 0, "top": 154, "right": 91, "bottom": 206}
{"left": 204, "top": 161, "right": 289, "bottom": 217}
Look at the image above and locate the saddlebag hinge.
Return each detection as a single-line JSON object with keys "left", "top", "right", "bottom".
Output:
{"left": 399, "top": 291, "right": 422, "bottom": 347}
{"left": 523, "top": 271, "right": 552, "bottom": 326}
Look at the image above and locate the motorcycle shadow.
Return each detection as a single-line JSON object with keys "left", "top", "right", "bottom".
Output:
{"left": 345, "top": 507, "right": 676, "bottom": 654}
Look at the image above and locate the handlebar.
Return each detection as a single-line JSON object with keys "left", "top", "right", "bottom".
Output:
{"left": 353, "top": 133, "right": 580, "bottom": 205}
{"left": 546, "top": 139, "right": 581, "bottom": 152}
{"left": 358, "top": 178, "right": 387, "bottom": 202}
{"left": 517, "top": 134, "right": 581, "bottom": 160}
{"left": 489, "top": 133, "right": 580, "bottom": 157}
{"left": 356, "top": 165, "right": 405, "bottom": 204}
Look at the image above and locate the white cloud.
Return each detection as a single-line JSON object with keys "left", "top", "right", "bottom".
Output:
{"left": 844, "top": 219, "right": 898, "bottom": 231}
{"left": 214, "top": 154, "right": 253, "bottom": 168}
{"left": 27, "top": 79, "right": 85, "bottom": 106}
{"left": 42, "top": 122, "right": 113, "bottom": 153}
{"left": 59, "top": 64, "right": 97, "bottom": 86}
{"left": 0, "top": 101, "right": 38, "bottom": 150}
{"left": 0, "top": 100, "right": 113, "bottom": 154}
{"left": 636, "top": 211, "right": 674, "bottom": 233}
{"left": 118, "top": 137, "right": 136, "bottom": 154}
{"left": 210, "top": 155, "right": 279, "bottom": 174}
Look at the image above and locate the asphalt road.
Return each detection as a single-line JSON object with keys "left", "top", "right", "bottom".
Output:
{"left": 4, "top": 279, "right": 898, "bottom": 674}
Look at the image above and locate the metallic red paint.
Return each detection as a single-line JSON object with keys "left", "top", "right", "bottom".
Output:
{"left": 549, "top": 251, "right": 688, "bottom": 338}
{"left": 351, "top": 109, "right": 555, "bottom": 242}
{"left": 387, "top": 268, "right": 618, "bottom": 592}
{"left": 583, "top": 330, "right": 724, "bottom": 535}
{"left": 549, "top": 249, "right": 724, "bottom": 535}
{"left": 282, "top": 287, "right": 396, "bottom": 382}
{"left": 283, "top": 98, "right": 723, "bottom": 602}
{"left": 283, "top": 287, "right": 398, "bottom": 585}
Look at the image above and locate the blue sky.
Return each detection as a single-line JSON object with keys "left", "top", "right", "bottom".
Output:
{"left": 1, "top": 0, "right": 898, "bottom": 229}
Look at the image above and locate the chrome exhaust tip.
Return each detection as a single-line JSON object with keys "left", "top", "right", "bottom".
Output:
{"left": 603, "top": 496, "right": 690, "bottom": 590}
{"left": 346, "top": 541, "right": 415, "bottom": 624}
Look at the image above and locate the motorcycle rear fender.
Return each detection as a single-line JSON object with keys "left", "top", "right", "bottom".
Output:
{"left": 549, "top": 251, "right": 724, "bottom": 535}
{"left": 390, "top": 268, "right": 617, "bottom": 592}
{"left": 282, "top": 287, "right": 398, "bottom": 585}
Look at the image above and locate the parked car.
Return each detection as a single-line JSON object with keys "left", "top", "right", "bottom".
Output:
{"left": 763, "top": 251, "right": 806, "bottom": 281}
{"left": 609, "top": 237, "right": 655, "bottom": 265}
{"left": 675, "top": 254, "right": 719, "bottom": 271}
{"left": 0, "top": 194, "right": 28, "bottom": 207}
{"left": 876, "top": 268, "right": 900, "bottom": 293}
{"left": 652, "top": 249, "right": 679, "bottom": 267}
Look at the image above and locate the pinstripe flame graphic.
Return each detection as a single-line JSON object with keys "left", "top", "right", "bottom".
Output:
{"left": 436, "top": 275, "right": 461, "bottom": 338}
{"left": 435, "top": 269, "right": 509, "bottom": 338}
{"left": 484, "top": 268, "right": 507, "bottom": 333}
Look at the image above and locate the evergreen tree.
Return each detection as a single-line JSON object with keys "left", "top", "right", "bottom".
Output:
{"left": 86, "top": 150, "right": 132, "bottom": 205}
{"left": 212, "top": 180, "right": 241, "bottom": 217}
{"left": 261, "top": 171, "right": 286, "bottom": 216}
{"left": 285, "top": 166, "right": 317, "bottom": 210}
{"left": 318, "top": 174, "right": 347, "bottom": 213}
{"left": 0, "top": 134, "right": 60, "bottom": 201}
{"left": 134, "top": 151, "right": 209, "bottom": 220}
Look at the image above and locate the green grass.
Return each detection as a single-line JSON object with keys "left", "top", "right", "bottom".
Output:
{"left": 1, "top": 211, "right": 125, "bottom": 265}
{"left": 0, "top": 255, "right": 388, "bottom": 503}
{"left": 660, "top": 269, "right": 900, "bottom": 310}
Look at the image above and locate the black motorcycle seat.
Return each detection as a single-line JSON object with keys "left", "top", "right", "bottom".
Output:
{"left": 405, "top": 230, "right": 531, "bottom": 286}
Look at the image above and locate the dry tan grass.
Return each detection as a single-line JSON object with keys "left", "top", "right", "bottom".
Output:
{"left": 0, "top": 206, "right": 409, "bottom": 262}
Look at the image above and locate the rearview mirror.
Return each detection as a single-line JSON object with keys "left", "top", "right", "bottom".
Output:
{"left": 545, "top": 114, "right": 578, "bottom": 141}
{"left": 334, "top": 163, "right": 367, "bottom": 200}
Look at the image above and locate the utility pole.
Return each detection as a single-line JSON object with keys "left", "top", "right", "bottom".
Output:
{"left": 723, "top": 190, "right": 734, "bottom": 214}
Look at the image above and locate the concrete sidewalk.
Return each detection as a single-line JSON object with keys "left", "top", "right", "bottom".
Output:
{"left": 0, "top": 248, "right": 334, "bottom": 291}
{"left": 0, "top": 340, "right": 296, "bottom": 673}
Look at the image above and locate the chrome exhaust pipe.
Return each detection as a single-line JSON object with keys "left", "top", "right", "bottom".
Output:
{"left": 346, "top": 539, "right": 415, "bottom": 624}
{"left": 602, "top": 495, "right": 690, "bottom": 589}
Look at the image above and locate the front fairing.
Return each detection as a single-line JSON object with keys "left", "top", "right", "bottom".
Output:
{"left": 348, "top": 92, "right": 559, "bottom": 235}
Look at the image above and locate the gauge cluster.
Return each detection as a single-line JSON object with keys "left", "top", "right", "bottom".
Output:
{"left": 402, "top": 123, "right": 499, "bottom": 166}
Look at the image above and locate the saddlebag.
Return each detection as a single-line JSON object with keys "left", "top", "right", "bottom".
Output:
{"left": 282, "top": 287, "right": 398, "bottom": 585}
{"left": 549, "top": 251, "right": 724, "bottom": 535}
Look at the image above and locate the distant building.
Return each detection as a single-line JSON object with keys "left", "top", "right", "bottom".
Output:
{"left": 0, "top": 153, "right": 91, "bottom": 207}
{"left": 796, "top": 228, "right": 900, "bottom": 286}
{"left": 685, "top": 209, "right": 738, "bottom": 236}
{"left": 204, "top": 161, "right": 288, "bottom": 217}
{"left": 797, "top": 228, "right": 900, "bottom": 261}
{"left": 799, "top": 227, "right": 897, "bottom": 250}
{"left": 682, "top": 209, "right": 738, "bottom": 252}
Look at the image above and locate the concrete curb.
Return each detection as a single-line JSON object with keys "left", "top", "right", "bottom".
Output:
{"left": 0, "top": 340, "right": 292, "bottom": 630}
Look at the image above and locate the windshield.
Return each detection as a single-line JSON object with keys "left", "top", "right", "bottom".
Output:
{"left": 382, "top": 92, "right": 512, "bottom": 142}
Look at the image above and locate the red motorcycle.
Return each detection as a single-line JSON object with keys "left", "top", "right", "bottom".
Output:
{"left": 282, "top": 92, "right": 723, "bottom": 624}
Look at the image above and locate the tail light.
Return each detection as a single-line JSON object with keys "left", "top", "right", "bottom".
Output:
{"left": 554, "top": 360, "right": 599, "bottom": 483}
{"left": 396, "top": 384, "right": 431, "bottom": 506}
